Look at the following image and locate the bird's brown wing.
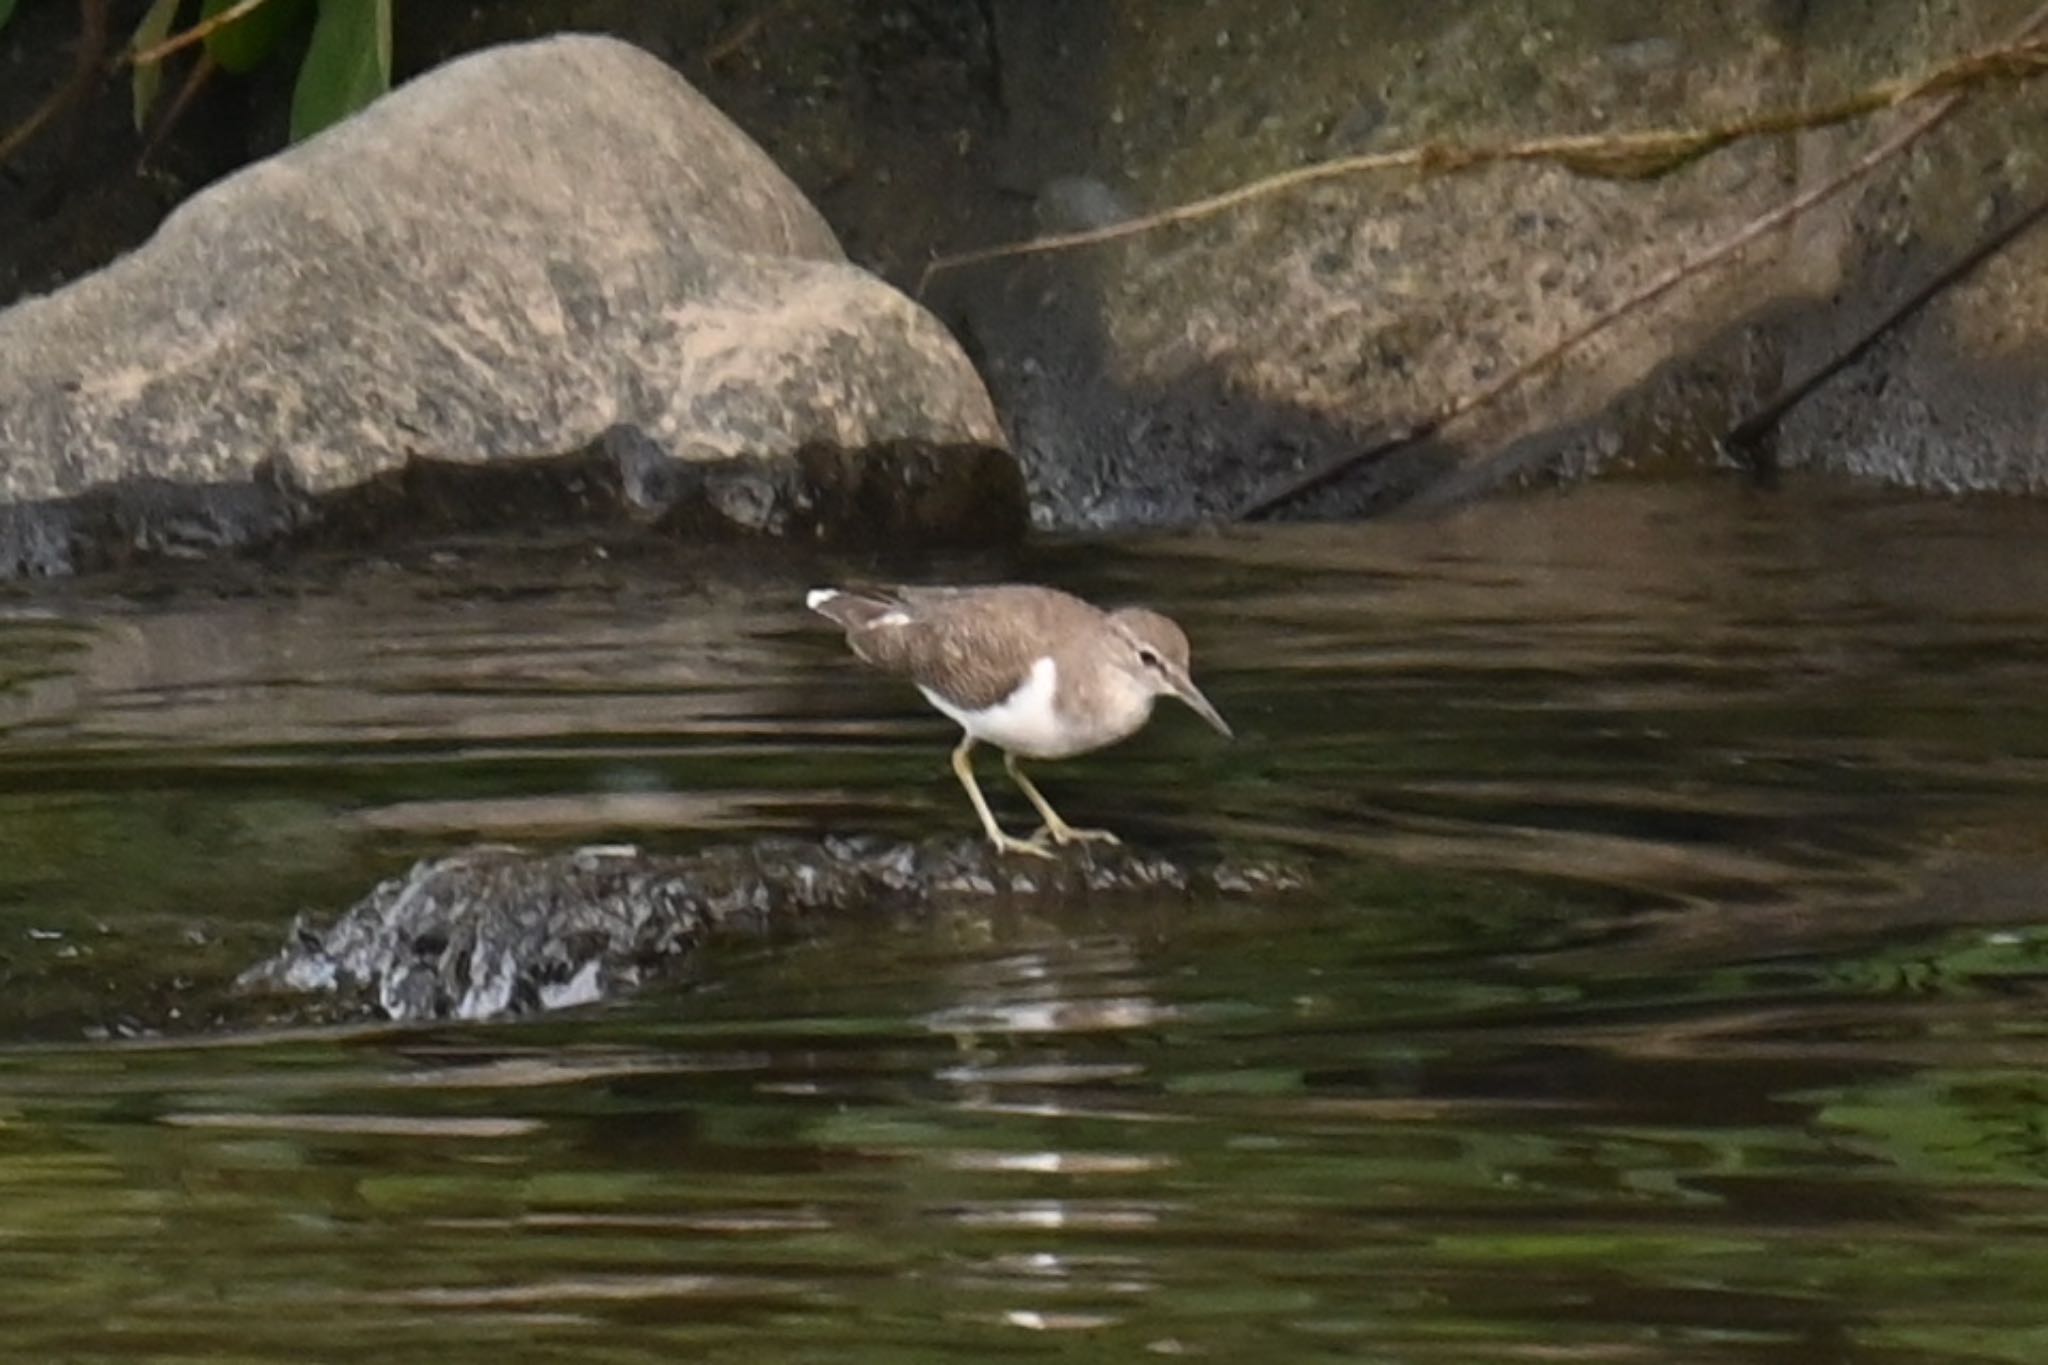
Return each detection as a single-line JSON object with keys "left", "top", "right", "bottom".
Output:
{"left": 852, "top": 585, "right": 1096, "bottom": 712}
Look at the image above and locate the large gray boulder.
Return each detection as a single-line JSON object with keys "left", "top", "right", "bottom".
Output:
{"left": 0, "top": 35, "right": 1007, "bottom": 569}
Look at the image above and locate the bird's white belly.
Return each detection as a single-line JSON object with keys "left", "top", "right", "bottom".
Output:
{"left": 919, "top": 656, "right": 1079, "bottom": 758}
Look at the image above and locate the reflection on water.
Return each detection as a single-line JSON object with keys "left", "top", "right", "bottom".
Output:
{"left": 2, "top": 482, "right": 2048, "bottom": 1361}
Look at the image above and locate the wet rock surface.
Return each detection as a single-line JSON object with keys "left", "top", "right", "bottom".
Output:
{"left": 0, "top": 34, "right": 1004, "bottom": 576}
{"left": 237, "top": 837, "right": 1310, "bottom": 1024}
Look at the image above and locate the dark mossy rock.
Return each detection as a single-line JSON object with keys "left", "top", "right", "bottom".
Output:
{"left": 238, "top": 836, "right": 1309, "bottom": 1023}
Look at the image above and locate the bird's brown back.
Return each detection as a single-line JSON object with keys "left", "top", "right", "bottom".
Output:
{"left": 843, "top": 585, "right": 1108, "bottom": 711}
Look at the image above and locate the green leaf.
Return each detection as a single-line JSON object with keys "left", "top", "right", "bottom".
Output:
{"left": 0, "top": 0, "right": 19, "bottom": 36}
{"left": 202, "top": 0, "right": 303, "bottom": 75}
{"left": 129, "top": 0, "right": 187, "bottom": 132}
{"left": 289, "top": 0, "right": 390, "bottom": 143}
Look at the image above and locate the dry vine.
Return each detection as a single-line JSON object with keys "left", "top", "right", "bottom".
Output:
{"left": 0, "top": 0, "right": 109, "bottom": 169}
{"left": 918, "top": 31, "right": 2048, "bottom": 298}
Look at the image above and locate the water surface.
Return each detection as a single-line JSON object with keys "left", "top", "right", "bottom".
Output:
{"left": 3, "top": 481, "right": 2047, "bottom": 1362}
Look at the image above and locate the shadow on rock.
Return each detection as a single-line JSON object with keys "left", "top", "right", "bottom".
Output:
{"left": 0, "top": 426, "right": 1026, "bottom": 578}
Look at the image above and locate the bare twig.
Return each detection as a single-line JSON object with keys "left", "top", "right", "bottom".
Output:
{"left": 1720, "top": 190, "right": 2048, "bottom": 457}
{"left": 128, "top": 0, "right": 273, "bottom": 67}
{"left": 700, "top": 0, "right": 801, "bottom": 68}
{"left": 918, "top": 33, "right": 2048, "bottom": 298}
{"left": 139, "top": 48, "right": 217, "bottom": 170}
{"left": 0, "top": 0, "right": 110, "bottom": 170}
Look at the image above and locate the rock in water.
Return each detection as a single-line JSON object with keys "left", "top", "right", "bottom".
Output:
{"left": 237, "top": 838, "right": 1309, "bottom": 1023}
{"left": 0, "top": 35, "right": 1006, "bottom": 574}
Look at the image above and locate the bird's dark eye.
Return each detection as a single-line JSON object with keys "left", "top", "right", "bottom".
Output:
{"left": 1137, "top": 647, "right": 1163, "bottom": 669}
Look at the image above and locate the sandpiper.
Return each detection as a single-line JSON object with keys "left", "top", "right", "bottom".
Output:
{"left": 806, "top": 583, "right": 1232, "bottom": 858}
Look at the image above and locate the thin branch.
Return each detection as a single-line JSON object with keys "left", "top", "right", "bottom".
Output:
{"left": 0, "top": 0, "right": 110, "bottom": 170}
{"left": 918, "top": 34, "right": 2048, "bottom": 298}
{"left": 139, "top": 48, "right": 218, "bottom": 170}
{"left": 129, "top": 0, "right": 272, "bottom": 67}
{"left": 1720, "top": 190, "right": 2048, "bottom": 457}
{"left": 700, "top": 0, "right": 801, "bottom": 68}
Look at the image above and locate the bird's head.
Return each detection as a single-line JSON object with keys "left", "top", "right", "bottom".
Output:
{"left": 1106, "top": 607, "right": 1233, "bottom": 738}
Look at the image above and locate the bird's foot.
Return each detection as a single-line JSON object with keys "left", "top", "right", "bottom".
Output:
{"left": 1032, "top": 821, "right": 1122, "bottom": 848}
{"left": 989, "top": 831, "right": 1059, "bottom": 860}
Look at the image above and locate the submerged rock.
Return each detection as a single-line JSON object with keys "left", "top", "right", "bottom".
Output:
{"left": 238, "top": 837, "right": 1308, "bottom": 1023}
{"left": 0, "top": 35, "right": 1006, "bottom": 576}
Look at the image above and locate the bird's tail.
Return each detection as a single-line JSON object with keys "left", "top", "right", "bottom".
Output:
{"left": 804, "top": 585, "right": 905, "bottom": 630}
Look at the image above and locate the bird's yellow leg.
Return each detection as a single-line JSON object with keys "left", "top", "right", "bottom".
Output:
{"left": 1004, "top": 751, "right": 1121, "bottom": 846}
{"left": 953, "top": 737, "right": 1055, "bottom": 859}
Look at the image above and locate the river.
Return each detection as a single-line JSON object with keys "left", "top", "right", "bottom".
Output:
{"left": 2, "top": 479, "right": 2045, "bottom": 1362}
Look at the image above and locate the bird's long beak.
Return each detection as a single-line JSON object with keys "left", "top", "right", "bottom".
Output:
{"left": 1172, "top": 674, "right": 1233, "bottom": 739}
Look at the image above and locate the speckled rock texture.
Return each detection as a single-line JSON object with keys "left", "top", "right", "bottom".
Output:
{"left": 544, "top": 0, "right": 2043, "bottom": 522}
{"left": 0, "top": 34, "right": 1004, "bottom": 567}
{"left": 237, "top": 838, "right": 1308, "bottom": 1023}
{"left": 1770, "top": 3, "right": 2048, "bottom": 494}
{"left": 7, "top": 2, "right": 2046, "bottom": 533}
{"left": 900, "top": 0, "right": 2048, "bottom": 521}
